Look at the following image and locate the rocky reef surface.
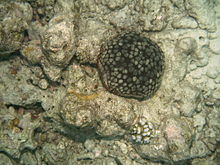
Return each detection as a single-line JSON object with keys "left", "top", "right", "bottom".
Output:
{"left": 0, "top": 0, "right": 220, "bottom": 164}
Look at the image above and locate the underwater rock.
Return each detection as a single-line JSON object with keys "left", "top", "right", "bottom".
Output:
{"left": 0, "top": 2, "right": 32, "bottom": 56}
{"left": 185, "top": 0, "right": 216, "bottom": 32}
{"left": 171, "top": 16, "right": 198, "bottom": 29}
{"left": 41, "top": 14, "right": 77, "bottom": 67}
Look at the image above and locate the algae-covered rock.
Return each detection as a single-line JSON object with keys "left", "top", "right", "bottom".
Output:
{"left": 1, "top": 0, "right": 220, "bottom": 164}
{"left": 0, "top": 1, "right": 32, "bottom": 56}
{"left": 41, "top": 14, "right": 77, "bottom": 67}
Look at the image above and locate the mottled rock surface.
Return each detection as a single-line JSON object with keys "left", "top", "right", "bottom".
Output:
{"left": 0, "top": 2, "right": 32, "bottom": 56}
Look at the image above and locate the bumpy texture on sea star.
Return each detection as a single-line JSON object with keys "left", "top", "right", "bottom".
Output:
{"left": 98, "top": 32, "right": 165, "bottom": 100}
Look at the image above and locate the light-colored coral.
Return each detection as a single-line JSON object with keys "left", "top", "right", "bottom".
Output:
{"left": 75, "top": 19, "right": 111, "bottom": 64}
{"left": 176, "top": 37, "right": 197, "bottom": 55}
{"left": 0, "top": 154, "right": 13, "bottom": 165}
{"left": 21, "top": 40, "right": 44, "bottom": 65}
{"left": 185, "top": 0, "right": 216, "bottom": 32}
{"left": 171, "top": 16, "right": 198, "bottom": 29}
{"left": 41, "top": 14, "right": 77, "bottom": 67}
{"left": 0, "top": 105, "right": 40, "bottom": 160}
{"left": 0, "top": 2, "right": 32, "bottom": 56}
{"left": 172, "top": 83, "right": 201, "bottom": 117}
{"left": 138, "top": 0, "right": 168, "bottom": 31}
{"left": 1, "top": 0, "right": 220, "bottom": 164}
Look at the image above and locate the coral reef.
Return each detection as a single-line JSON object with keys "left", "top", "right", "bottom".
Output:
{"left": 0, "top": 0, "right": 220, "bottom": 164}
{"left": 0, "top": 1, "right": 32, "bottom": 56}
